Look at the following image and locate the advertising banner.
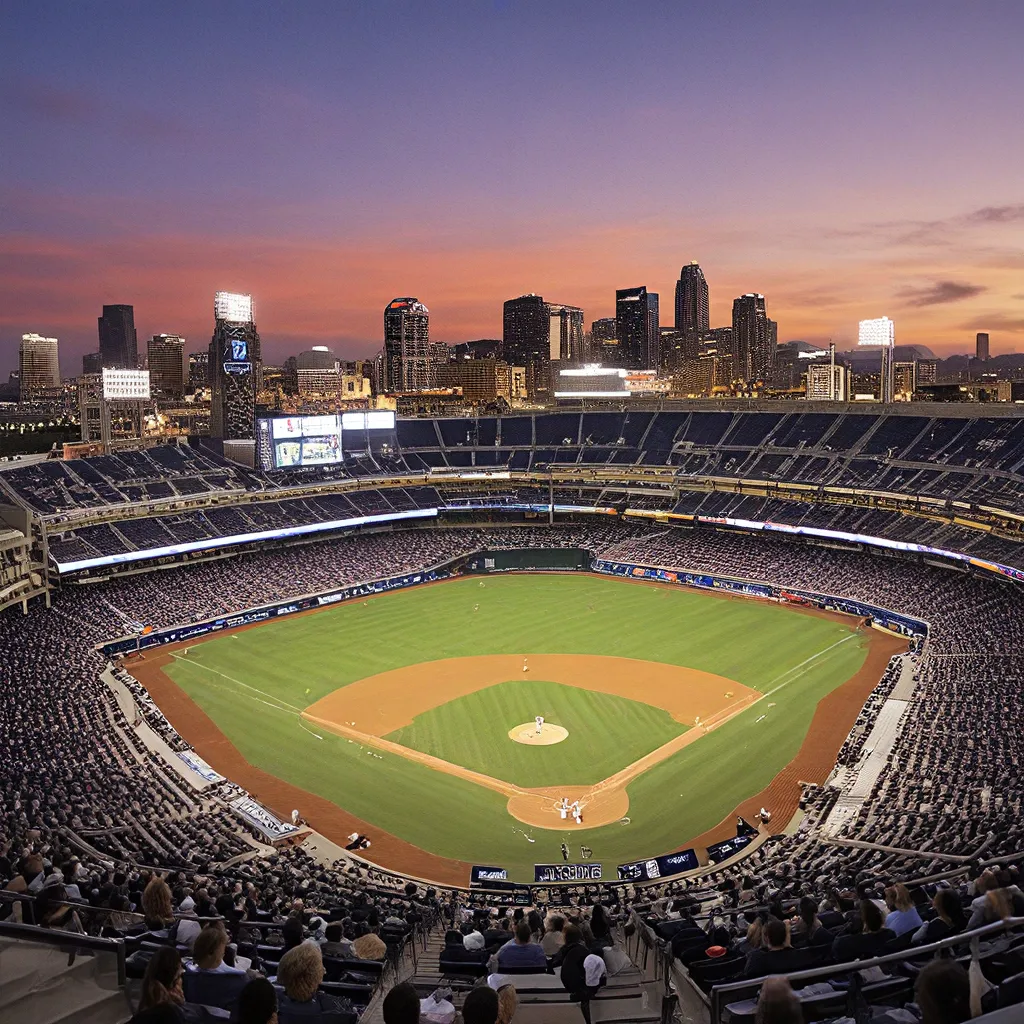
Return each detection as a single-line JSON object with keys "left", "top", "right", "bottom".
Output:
{"left": 230, "top": 796, "right": 301, "bottom": 842}
{"left": 534, "top": 863, "right": 603, "bottom": 883}
{"left": 617, "top": 847, "right": 699, "bottom": 882}
{"left": 177, "top": 751, "right": 225, "bottom": 784}
{"left": 470, "top": 865, "right": 509, "bottom": 886}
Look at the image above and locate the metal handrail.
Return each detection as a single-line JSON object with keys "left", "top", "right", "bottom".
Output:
{"left": 709, "top": 914, "right": 1024, "bottom": 1024}
{"left": 0, "top": 919, "right": 127, "bottom": 988}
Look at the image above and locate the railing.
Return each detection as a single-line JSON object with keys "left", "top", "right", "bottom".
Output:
{"left": 0, "top": 918, "right": 127, "bottom": 988}
{"left": 708, "top": 914, "right": 1024, "bottom": 1024}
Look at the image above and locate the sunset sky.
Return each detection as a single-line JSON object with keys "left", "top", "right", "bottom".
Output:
{"left": 3, "top": 1, "right": 1023, "bottom": 374}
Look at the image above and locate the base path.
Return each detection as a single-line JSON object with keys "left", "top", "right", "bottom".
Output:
{"left": 303, "top": 654, "right": 760, "bottom": 829}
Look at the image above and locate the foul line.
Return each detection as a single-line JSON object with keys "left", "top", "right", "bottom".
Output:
{"left": 762, "top": 634, "right": 859, "bottom": 698}
{"left": 168, "top": 652, "right": 304, "bottom": 715}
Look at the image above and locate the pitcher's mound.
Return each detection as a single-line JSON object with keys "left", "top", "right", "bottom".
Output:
{"left": 510, "top": 723, "right": 568, "bottom": 745}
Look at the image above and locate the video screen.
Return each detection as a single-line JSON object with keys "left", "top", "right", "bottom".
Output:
{"left": 259, "top": 415, "right": 344, "bottom": 470}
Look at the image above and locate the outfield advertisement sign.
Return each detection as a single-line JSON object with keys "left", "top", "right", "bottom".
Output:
{"left": 591, "top": 559, "right": 928, "bottom": 637}
{"left": 534, "top": 863, "right": 603, "bottom": 883}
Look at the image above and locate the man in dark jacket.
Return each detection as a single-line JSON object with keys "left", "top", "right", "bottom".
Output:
{"left": 559, "top": 924, "right": 605, "bottom": 1024}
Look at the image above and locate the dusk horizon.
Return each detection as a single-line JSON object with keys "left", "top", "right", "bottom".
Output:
{"left": 4, "top": 1, "right": 1024, "bottom": 373}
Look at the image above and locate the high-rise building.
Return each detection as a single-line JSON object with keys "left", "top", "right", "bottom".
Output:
{"left": 858, "top": 316, "right": 895, "bottom": 402}
{"left": 188, "top": 351, "right": 209, "bottom": 390}
{"left": 805, "top": 362, "right": 848, "bottom": 401}
{"left": 82, "top": 352, "right": 102, "bottom": 376}
{"left": 295, "top": 346, "right": 341, "bottom": 394}
{"left": 19, "top": 334, "right": 60, "bottom": 402}
{"left": 209, "top": 292, "right": 261, "bottom": 439}
{"left": 674, "top": 262, "right": 709, "bottom": 362}
{"left": 589, "top": 317, "right": 618, "bottom": 363}
{"left": 97, "top": 304, "right": 138, "bottom": 369}
{"left": 732, "top": 294, "right": 774, "bottom": 382}
{"left": 147, "top": 334, "right": 187, "bottom": 399}
{"left": 615, "top": 286, "right": 660, "bottom": 369}
{"left": 547, "top": 304, "right": 585, "bottom": 363}
{"left": 383, "top": 298, "right": 431, "bottom": 391}
{"left": 503, "top": 294, "right": 551, "bottom": 398}
{"left": 916, "top": 358, "right": 937, "bottom": 385}
{"left": 976, "top": 332, "right": 990, "bottom": 361}
{"left": 894, "top": 360, "right": 916, "bottom": 399}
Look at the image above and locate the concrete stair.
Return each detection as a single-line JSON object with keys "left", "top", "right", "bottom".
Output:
{"left": 0, "top": 937, "right": 133, "bottom": 1024}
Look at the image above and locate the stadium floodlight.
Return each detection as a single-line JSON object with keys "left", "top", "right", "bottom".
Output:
{"left": 214, "top": 291, "right": 254, "bottom": 324}
{"left": 858, "top": 316, "right": 894, "bottom": 347}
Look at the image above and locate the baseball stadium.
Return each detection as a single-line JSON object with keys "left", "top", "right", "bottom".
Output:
{"left": 2, "top": 404, "right": 1024, "bottom": 1023}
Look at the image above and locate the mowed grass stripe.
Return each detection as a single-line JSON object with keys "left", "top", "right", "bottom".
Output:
{"left": 386, "top": 679, "right": 688, "bottom": 788}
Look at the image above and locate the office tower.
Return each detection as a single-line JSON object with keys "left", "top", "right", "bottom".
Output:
{"left": 916, "top": 358, "right": 937, "bottom": 385}
{"left": 429, "top": 341, "right": 451, "bottom": 382}
{"left": 976, "top": 332, "right": 990, "bottom": 361}
{"left": 82, "top": 352, "right": 102, "bottom": 376}
{"left": 295, "top": 346, "right": 340, "bottom": 394}
{"left": 590, "top": 317, "right": 618, "bottom": 362}
{"left": 208, "top": 292, "right": 261, "bottom": 439}
{"left": 547, "top": 304, "right": 585, "bottom": 363}
{"left": 731, "top": 294, "right": 774, "bottom": 382}
{"left": 97, "top": 304, "right": 138, "bottom": 369}
{"left": 674, "top": 262, "right": 709, "bottom": 362}
{"left": 805, "top": 362, "right": 848, "bottom": 401}
{"left": 858, "top": 316, "right": 895, "bottom": 402}
{"left": 615, "top": 286, "right": 660, "bottom": 369}
{"left": 147, "top": 334, "right": 187, "bottom": 398}
{"left": 502, "top": 293, "right": 551, "bottom": 398}
{"left": 19, "top": 334, "right": 60, "bottom": 402}
{"left": 383, "top": 298, "right": 431, "bottom": 391}
{"left": 894, "top": 360, "right": 916, "bottom": 399}
{"left": 188, "top": 351, "right": 209, "bottom": 390}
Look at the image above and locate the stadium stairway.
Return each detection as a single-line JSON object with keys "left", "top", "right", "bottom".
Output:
{"left": 0, "top": 935, "right": 132, "bottom": 1024}
{"left": 395, "top": 923, "right": 662, "bottom": 1024}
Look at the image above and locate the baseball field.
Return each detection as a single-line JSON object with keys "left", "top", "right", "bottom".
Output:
{"left": 134, "top": 573, "right": 904, "bottom": 883}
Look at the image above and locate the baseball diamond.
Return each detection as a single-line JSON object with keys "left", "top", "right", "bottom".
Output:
{"left": 135, "top": 572, "right": 902, "bottom": 881}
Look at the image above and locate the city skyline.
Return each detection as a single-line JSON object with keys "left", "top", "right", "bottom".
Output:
{"left": 3, "top": 2, "right": 1024, "bottom": 371}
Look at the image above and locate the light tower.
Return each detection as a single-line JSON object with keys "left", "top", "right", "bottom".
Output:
{"left": 858, "top": 316, "right": 895, "bottom": 403}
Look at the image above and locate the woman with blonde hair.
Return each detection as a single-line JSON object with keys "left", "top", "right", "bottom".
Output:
{"left": 276, "top": 942, "right": 346, "bottom": 1016}
{"left": 884, "top": 883, "right": 923, "bottom": 937}
{"left": 142, "top": 875, "right": 175, "bottom": 934}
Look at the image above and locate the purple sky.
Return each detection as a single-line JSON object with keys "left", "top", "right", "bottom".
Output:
{"left": 2, "top": 0, "right": 1023, "bottom": 374}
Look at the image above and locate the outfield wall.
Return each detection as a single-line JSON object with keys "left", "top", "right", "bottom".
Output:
{"left": 591, "top": 558, "right": 929, "bottom": 638}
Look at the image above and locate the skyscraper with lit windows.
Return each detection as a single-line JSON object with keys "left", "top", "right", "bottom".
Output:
{"left": 674, "top": 262, "right": 709, "bottom": 361}
{"left": 209, "top": 292, "right": 261, "bottom": 439}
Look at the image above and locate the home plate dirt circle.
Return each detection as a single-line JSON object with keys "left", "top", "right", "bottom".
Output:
{"left": 509, "top": 722, "right": 568, "bottom": 745}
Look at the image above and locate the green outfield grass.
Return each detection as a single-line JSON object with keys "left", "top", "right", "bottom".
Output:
{"left": 163, "top": 572, "right": 871, "bottom": 879}
{"left": 386, "top": 678, "right": 688, "bottom": 787}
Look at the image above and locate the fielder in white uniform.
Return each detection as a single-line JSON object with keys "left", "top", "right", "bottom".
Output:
{"left": 535, "top": 715, "right": 544, "bottom": 734}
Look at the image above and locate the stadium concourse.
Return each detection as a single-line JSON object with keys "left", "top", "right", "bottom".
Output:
{"left": 0, "top": 408, "right": 1022, "bottom": 1022}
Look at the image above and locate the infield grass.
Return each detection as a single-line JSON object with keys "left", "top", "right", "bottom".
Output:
{"left": 386, "top": 678, "right": 688, "bottom": 787}
{"left": 163, "top": 572, "right": 871, "bottom": 878}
